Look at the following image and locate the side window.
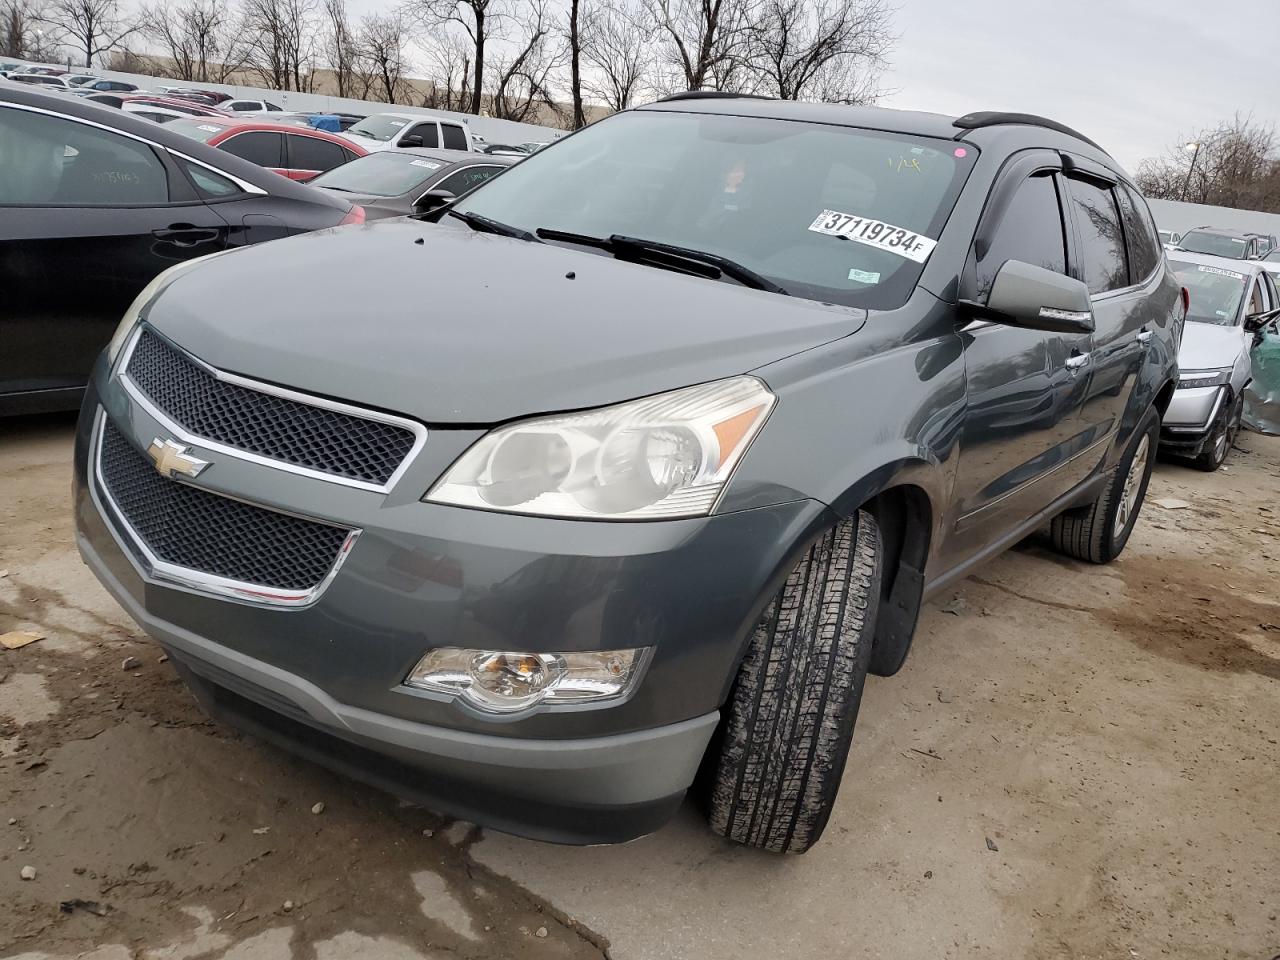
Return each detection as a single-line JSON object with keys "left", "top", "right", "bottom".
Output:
{"left": 440, "top": 123, "right": 468, "bottom": 151}
{"left": 219, "top": 131, "right": 283, "bottom": 167}
{"left": 287, "top": 134, "right": 347, "bottom": 172}
{"left": 1116, "top": 184, "right": 1162, "bottom": 283}
{"left": 975, "top": 172, "right": 1066, "bottom": 301}
{"left": 1064, "top": 177, "right": 1129, "bottom": 295}
{"left": 1247, "top": 278, "right": 1266, "bottom": 318}
{"left": 402, "top": 123, "right": 439, "bottom": 148}
{"left": 0, "top": 105, "right": 169, "bottom": 206}
{"left": 175, "top": 158, "right": 241, "bottom": 199}
{"left": 433, "top": 165, "right": 502, "bottom": 198}
{"left": 230, "top": 101, "right": 256, "bottom": 112}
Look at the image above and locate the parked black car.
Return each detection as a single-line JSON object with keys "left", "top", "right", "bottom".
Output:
{"left": 309, "top": 147, "right": 515, "bottom": 218}
{"left": 75, "top": 95, "right": 1182, "bottom": 853}
{"left": 0, "top": 85, "right": 361, "bottom": 415}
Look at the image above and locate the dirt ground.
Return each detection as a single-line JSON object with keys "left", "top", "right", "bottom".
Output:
{"left": 1, "top": 413, "right": 1278, "bottom": 960}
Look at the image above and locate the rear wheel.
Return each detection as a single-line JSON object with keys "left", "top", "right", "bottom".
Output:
{"left": 1050, "top": 408, "right": 1158, "bottom": 564}
{"left": 1192, "top": 391, "right": 1242, "bottom": 472}
{"left": 707, "top": 510, "right": 882, "bottom": 853}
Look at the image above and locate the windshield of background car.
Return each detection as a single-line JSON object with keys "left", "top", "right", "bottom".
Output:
{"left": 167, "top": 118, "right": 229, "bottom": 144}
{"left": 311, "top": 152, "right": 443, "bottom": 196}
{"left": 1178, "top": 230, "right": 1249, "bottom": 259}
{"left": 346, "top": 115, "right": 408, "bottom": 141}
{"left": 453, "top": 110, "right": 977, "bottom": 309}
{"left": 1169, "top": 259, "right": 1247, "bottom": 326}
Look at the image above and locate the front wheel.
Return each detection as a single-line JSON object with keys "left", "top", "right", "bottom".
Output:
{"left": 1050, "top": 408, "right": 1159, "bottom": 564}
{"left": 707, "top": 510, "right": 883, "bottom": 853}
{"left": 1192, "top": 391, "right": 1242, "bottom": 472}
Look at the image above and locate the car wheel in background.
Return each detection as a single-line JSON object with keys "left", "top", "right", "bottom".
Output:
{"left": 707, "top": 511, "right": 882, "bottom": 853}
{"left": 1192, "top": 391, "right": 1243, "bottom": 472}
{"left": 1050, "top": 408, "right": 1160, "bottom": 564}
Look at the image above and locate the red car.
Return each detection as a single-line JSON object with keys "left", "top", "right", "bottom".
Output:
{"left": 87, "top": 93, "right": 231, "bottom": 118}
{"left": 166, "top": 116, "right": 367, "bottom": 181}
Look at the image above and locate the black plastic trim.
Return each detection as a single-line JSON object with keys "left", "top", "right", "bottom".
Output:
{"left": 953, "top": 111, "right": 1107, "bottom": 154}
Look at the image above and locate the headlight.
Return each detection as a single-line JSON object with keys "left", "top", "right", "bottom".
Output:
{"left": 425, "top": 376, "right": 775, "bottom": 519}
{"left": 406, "top": 648, "right": 647, "bottom": 713}
{"left": 1176, "top": 369, "right": 1231, "bottom": 390}
{"left": 106, "top": 250, "right": 236, "bottom": 367}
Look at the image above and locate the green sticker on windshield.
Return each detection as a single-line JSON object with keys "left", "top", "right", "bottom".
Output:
{"left": 848, "top": 268, "right": 881, "bottom": 284}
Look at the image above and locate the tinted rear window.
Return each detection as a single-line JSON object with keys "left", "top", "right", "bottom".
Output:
{"left": 1179, "top": 230, "right": 1250, "bottom": 259}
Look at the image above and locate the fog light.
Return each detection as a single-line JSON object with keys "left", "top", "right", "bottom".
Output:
{"left": 406, "top": 648, "right": 646, "bottom": 714}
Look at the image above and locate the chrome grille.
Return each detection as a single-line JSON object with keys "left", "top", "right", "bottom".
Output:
{"left": 98, "top": 420, "right": 353, "bottom": 592}
{"left": 124, "top": 329, "right": 418, "bottom": 486}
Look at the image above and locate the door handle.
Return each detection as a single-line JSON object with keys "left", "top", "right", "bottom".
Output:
{"left": 1065, "top": 351, "right": 1091, "bottom": 370}
{"left": 1137, "top": 329, "right": 1153, "bottom": 344}
{"left": 153, "top": 225, "right": 221, "bottom": 248}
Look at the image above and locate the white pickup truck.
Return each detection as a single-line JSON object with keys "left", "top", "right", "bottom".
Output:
{"left": 339, "top": 111, "right": 474, "bottom": 154}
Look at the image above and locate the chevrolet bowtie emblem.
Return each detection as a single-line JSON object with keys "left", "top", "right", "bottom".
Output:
{"left": 147, "top": 438, "right": 210, "bottom": 479}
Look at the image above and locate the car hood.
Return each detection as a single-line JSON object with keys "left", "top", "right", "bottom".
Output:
{"left": 147, "top": 218, "right": 867, "bottom": 424}
{"left": 339, "top": 132, "right": 393, "bottom": 152}
{"left": 1179, "top": 320, "right": 1247, "bottom": 371}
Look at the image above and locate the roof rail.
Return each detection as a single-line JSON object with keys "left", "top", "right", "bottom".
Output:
{"left": 657, "top": 91, "right": 774, "bottom": 104}
{"left": 953, "top": 111, "right": 1106, "bottom": 154}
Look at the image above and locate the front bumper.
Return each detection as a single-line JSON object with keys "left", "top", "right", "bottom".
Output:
{"left": 75, "top": 369, "right": 832, "bottom": 842}
{"left": 1160, "top": 385, "right": 1225, "bottom": 453}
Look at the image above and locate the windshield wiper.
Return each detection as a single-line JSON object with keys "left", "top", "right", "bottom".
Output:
{"left": 449, "top": 209, "right": 539, "bottom": 242}
{"left": 535, "top": 228, "right": 788, "bottom": 295}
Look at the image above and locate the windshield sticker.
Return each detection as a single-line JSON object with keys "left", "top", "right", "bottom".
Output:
{"left": 387, "top": 119, "right": 407, "bottom": 127}
{"left": 196, "top": 124, "right": 220, "bottom": 132}
{"left": 848, "top": 268, "right": 881, "bottom": 285}
{"left": 410, "top": 159, "right": 442, "bottom": 169}
{"left": 809, "top": 210, "right": 937, "bottom": 264}
{"left": 1198, "top": 265, "right": 1245, "bottom": 281}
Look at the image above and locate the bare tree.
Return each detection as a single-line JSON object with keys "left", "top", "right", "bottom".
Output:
{"left": 488, "top": 0, "right": 564, "bottom": 123}
{"left": 322, "top": 0, "right": 361, "bottom": 97}
{"left": 39, "top": 0, "right": 138, "bottom": 67}
{"left": 1136, "top": 115, "right": 1280, "bottom": 214}
{"left": 240, "top": 0, "right": 320, "bottom": 92}
{"left": 580, "top": 0, "right": 650, "bottom": 111}
{"left": 408, "top": 0, "right": 502, "bottom": 115}
{"left": 1, "top": 0, "right": 53, "bottom": 58}
{"left": 139, "top": 0, "right": 244, "bottom": 82}
{"left": 565, "top": 0, "right": 584, "bottom": 127}
{"left": 359, "top": 12, "right": 413, "bottom": 104}
{"left": 747, "top": 0, "right": 890, "bottom": 102}
{"left": 643, "top": 0, "right": 749, "bottom": 92}
{"left": 419, "top": 30, "right": 472, "bottom": 111}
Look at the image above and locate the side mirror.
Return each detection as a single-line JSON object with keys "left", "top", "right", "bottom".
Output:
{"left": 399, "top": 135, "right": 424, "bottom": 147}
{"left": 968, "top": 259, "right": 1095, "bottom": 334}
{"left": 1245, "top": 309, "right": 1280, "bottom": 333}
{"left": 413, "top": 188, "right": 455, "bottom": 215}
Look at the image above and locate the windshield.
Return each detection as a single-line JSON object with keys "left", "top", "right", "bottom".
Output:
{"left": 311, "top": 152, "right": 445, "bottom": 196}
{"left": 1169, "top": 259, "right": 1247, "bottom": 326}
{"left": 166, "top": 118, "right": 228, "bottom": 144}
{"left": 453, "top": 110, "right": 976, "bottom": 309}
{"left": 346, "top": 115, "right": 411, "bottom": 142}
{"left": 1178, "top": 230, "right": 1250, "bottom": 259}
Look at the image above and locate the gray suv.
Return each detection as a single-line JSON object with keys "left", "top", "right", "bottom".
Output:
{"left": 74, "top": 95, "right": 1182, "bottom": 853}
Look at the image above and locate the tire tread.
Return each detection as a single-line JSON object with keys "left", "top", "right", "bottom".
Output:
{"left": 708, "top": 511, "right": 882, "bottom": 853}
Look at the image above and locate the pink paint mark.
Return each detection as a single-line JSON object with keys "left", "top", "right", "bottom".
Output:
{"left": 954, "top": 147, "right": 968, "bottom": 158}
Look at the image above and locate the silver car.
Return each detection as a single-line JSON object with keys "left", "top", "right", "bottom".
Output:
{"left": 1163, "top": 251, "right": 1280, "bottom": 469}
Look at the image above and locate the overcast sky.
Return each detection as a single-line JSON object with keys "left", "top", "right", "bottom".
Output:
{"left": 881, "top": 0, "right": 1279, "bottom": 170}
